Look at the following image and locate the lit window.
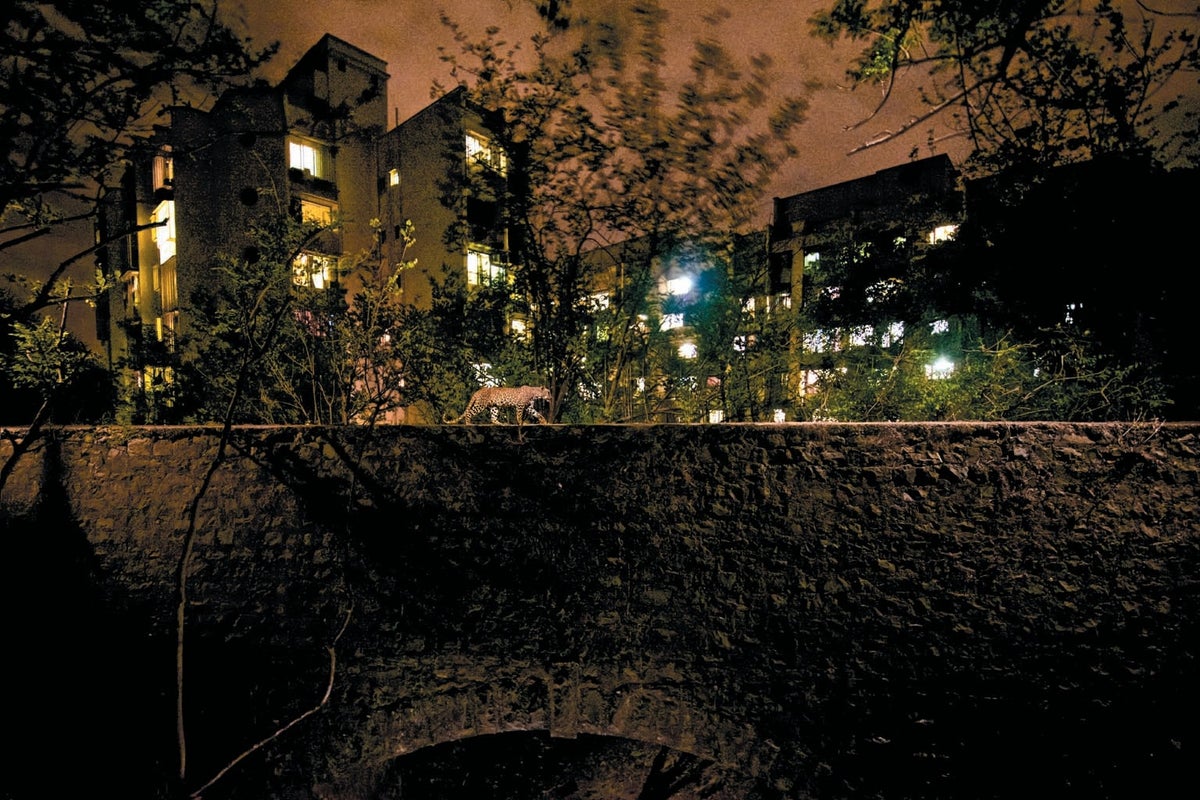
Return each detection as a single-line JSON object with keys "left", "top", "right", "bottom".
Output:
{"left": 1065, "top": 303, "right": 1081, "bottom": 324}
{"left": 289, "top": 139, "right": 325, "bottom": 178}
{"left": 660, "top": 313, "right": 684, "bottom": 331}
{"left": 925, "top": 357, "right": 955, "bottom": 379}
{"left": 866, "top": 278, "right": 902, "bottom": 304}
{"left": 589, "top": 292, "right": 610, "bottom": 311}
{"left": 467, "top": 247, "right": 508, "bottom": 286}
{"left": 742, "top": 297, "right": 755, "bottom": 314}
{"left": 806, "top": 331, "right": 844, "bottom": 352}
{"left": 151, "top": 200, "right": 176, "bottom": 263}
{"left": 708, "top": 409, "right": 725, "bottom": 424}
{"left": 803, "top": 330, "right": 829, "bottom": 354}
{"left": 666, "top": 275, "right": 693, "bottom": 296}
{"left": 803, "top": 251, "right": 820, "bottom": 268}
{"left": 299, "top": 198, "right": 334, "bottom": 226}
{"left": 160, "top": 262, "right": 178, "bottom": 312}
{"left": 678, "top": 341, "right": 698, "bottom": 358}
{"left": 733, "top": 334, "right": 757, "bottom": 352}
{"left": 152, "top": 150, "right": 174, "bottom": 191}
{"left": 509, "top": 317, "right": 528, "bottom": 339}
{"left": 771, "top": 293, "right": 792, "bottom": 312}
{"left": 125, "top": 272, "right": 139, "bottom": 311}
{"left": 388, "top": 168, "right": 400, "bottom": 187}
{"left": 881, "top": 321, "right": 905, "bottom": 348}
{"left": 293, "top": 252, "right": 339, "bottom": 289}
{"left": 929, "top": 224, "right": 958, "bottom": 243}
{"left": 141, "top": 365, "right": 175, "bottom": 400}
{"left": 466, "top": 131, "right": 507, "bottom": 175}
{"left": 822, "top": 285, "right": 841, "bottom": 301}
{"left": 930, "top": 319, "right": 950, "bottom": 335}
{"left": 635, "top": 377, "right": 646, "bottom": 394}
{"left": 773, "top": 408, "right": 786, "bottom": 423}
{"left": 850, "top": 326, "right": 872, "bottom": 347}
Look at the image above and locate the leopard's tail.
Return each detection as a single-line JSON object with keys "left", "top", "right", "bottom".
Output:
{"left": 442, "top": 411, "right": 465, "bottom": 424}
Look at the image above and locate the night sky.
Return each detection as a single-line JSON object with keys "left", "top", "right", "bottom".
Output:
{"left": 21, "top": 1, "right": 1197, "bottom": 347}
{"left": 235, "top": 0, "right": 967, "bottom": 202}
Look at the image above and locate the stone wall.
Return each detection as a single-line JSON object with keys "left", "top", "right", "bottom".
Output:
{"left": 2, "top": 422, "right": 1197, "bottom": 799}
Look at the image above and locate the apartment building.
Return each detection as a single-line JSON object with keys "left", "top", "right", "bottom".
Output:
{"left": 95, "top": 35, "right": 510, "bottom": 421}
{"left": 767, "top": 154, "right": 967, "bottom": 413}
{"left": 377, "top": 86, "right": 513, "bottom": 311}
{"left": 95, "top": 34, "right": 387, "bottom": 413}
{"left": 571, "top": 154, "right": 965, "bottom": 422}
{"left": 770, "top": 153, "right": 963, "bottom": 308}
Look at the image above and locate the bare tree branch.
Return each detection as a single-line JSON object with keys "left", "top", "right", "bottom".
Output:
{"left": 189, "top": 604, "right": 354, "bottom": 799}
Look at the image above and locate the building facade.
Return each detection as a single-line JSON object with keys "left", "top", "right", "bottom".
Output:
{"left": 377, "top": 86, "right": 513, "bottom": 310}
{"left": 562, "top": 156, "right": 968, "bottom": 423}
{"left": 766, "top": 154, "right": 967, "bottom": 418}
{"left": 95, "top": 35, "right": 509, "bottom": 421}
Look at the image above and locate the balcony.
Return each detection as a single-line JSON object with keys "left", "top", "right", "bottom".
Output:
{"left": 288, "top": 168, "right": 338, "bottom": 198}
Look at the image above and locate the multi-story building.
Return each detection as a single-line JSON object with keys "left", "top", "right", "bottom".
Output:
{"left": 95, "top": 35, "right": 511, "bottom": 421}
{"left": 96, "top": 34, "right": 388, "bottom": 415}
{"left": 769, "top": 153, "right": 963, "bottom": 312}
{"left": 572, "top": 153, "right": 965, "bottom": 423}
{"left": 376, "top": 85, "right": 513, "bottom": 311}
{"left": 766, "top": 154, "right": 966, "bottom": 417}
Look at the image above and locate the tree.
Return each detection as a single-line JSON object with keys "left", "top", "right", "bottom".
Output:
{"left": 788, "top": 188, "right": 1174, "bottom": 421}
{"left": 176, "top": 205, "right": 423, "bottom": 426}
{"left": 1, "top": 2, "right": 274, "bottom": 219}
{"left": 800, "top": 327, "right": 1171, "bottom": 421}
{"left": 802, "top": 2, "right": 1198, "bottom": 419}
{"left": 808, "top": 0, "right": 1200, "bottom": 172}
{"left": 0, "top": 281, "right": 110, "bottom": 416}
{"left": 0, "top": 0, "right": 275, "bottom": 436}
{"left": 0, "top": 287, "right": 112, "bottom": 492}
{"left": 435, "top": 0, "right": 807, "bottom": 421}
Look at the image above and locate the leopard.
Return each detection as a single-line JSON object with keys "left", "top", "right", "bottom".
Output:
{"left": 443, "top": 385, "right": 552, "bottom": 425}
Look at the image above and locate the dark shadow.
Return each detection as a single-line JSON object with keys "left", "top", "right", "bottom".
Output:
{"left": 372, "top": 732, "right": 747, "bottom": 800}
{"left": 1, "top": 433, "right": 177, "bottom": 798}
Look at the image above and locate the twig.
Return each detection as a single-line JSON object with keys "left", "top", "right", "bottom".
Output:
{"left": 189, "top": 604, "right": 355, "bottom": 799}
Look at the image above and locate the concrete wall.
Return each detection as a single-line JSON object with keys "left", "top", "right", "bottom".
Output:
{"left": 2, "top": 422, "right": 1197, "bottom": 799}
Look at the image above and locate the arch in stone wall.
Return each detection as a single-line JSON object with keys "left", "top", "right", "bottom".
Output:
{"left": 323, "top": 657, "right": 784, "bottom": 797}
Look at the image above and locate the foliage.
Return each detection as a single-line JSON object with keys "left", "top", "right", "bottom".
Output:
{"left": 338, "top": 221, "right": 431, "bottom": 425}
{"left": 1, "top": 0, "right": 275, "bottom": 222}
{"left": 174, "top": 207, "right": 313, "bottom": 423}
{"left": 434, "top": 0, "right": 806, "bottom": 421}
{"left": 801, "top": 328, "right": 1171, "bottom": 421}
{"left": 0, "top": 0, "right": 274, "bottom": 426}
{"left": 784, "top": 164, "right": 1176, "bottom": 422}
{"left": 177, "top": 209, "right": 425, "bottom": 425}
{"left": 0, "top": 303, "right": 111, "bottom": 424}
{"left": 808, "top": 0, "right": 1200, "bottom": 172}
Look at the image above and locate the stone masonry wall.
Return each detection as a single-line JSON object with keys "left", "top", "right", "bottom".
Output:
{"left": 1, "top": 422, "right": 1197, "bottom": 799}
